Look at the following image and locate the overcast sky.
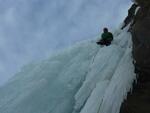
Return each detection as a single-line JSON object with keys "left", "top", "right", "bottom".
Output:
{"left": 0, "top": 0, "right": 132, "bottom": 86}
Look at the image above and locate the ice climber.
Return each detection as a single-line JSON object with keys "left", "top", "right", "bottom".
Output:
{"left": 97, "top": 27, "right": 113, "bottom": 46}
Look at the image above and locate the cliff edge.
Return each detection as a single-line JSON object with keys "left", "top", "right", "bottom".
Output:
{"left": 120, "top": 0, "right": 150, "bottom": 113}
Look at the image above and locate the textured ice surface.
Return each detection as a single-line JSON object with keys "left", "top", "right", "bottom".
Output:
{"left": 0, "top": 27, "right": 136, "bottom": 113}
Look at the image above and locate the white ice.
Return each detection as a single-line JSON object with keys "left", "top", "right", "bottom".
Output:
{"left": 0, "top": 26, "right": 136, "bottom": 113}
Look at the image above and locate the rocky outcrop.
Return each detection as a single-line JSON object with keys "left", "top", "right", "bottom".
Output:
{"left": 121, "top": 4, "right": 138, "bottom": 29}
{"left": 120, "top": 0, "right": 150, "bottom": 113}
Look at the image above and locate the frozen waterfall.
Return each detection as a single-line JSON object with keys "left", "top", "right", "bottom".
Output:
{"left": 0, "top": 26, "right": 136, "bottom": 113}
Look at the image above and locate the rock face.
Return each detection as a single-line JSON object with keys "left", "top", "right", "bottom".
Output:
{"left": 120, "top": 0, "right": 150, "bottom": 113}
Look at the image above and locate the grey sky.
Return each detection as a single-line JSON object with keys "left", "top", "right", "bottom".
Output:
{"left": 0, "top": 0, "right": 132, "bottom": 85}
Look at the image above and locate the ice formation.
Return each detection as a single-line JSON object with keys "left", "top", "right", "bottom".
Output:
{"left": 0, "top": 26, "right": 136, "bottom": 113}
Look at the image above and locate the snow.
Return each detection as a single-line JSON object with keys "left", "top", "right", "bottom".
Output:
{"left": 0, "top": 26, "right": 136, "bottom": 113}
{"left": 135, "top": 6, "right": 140, "bottom": 15}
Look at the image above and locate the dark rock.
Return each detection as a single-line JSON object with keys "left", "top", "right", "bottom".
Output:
{"left": 120, "top": 0, "right": 150, "bottom": 113}
{"left": 136, "top": 0, "right": 150, "bottom": 7}
{"left": 132, "top": 6, "right": 150, "bottom": 74}
{"left": 121, "top": 4, "right": 138, "bottom": 29}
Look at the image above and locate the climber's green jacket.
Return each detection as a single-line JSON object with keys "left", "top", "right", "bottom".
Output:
{"left": 101, "top": 32, "right": 113, "bottom": 41}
